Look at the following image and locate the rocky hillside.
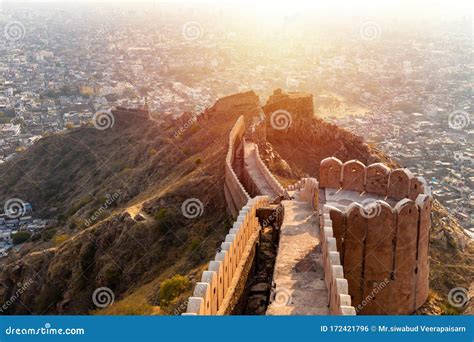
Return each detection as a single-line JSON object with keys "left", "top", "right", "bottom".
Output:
{"left": 0, "top": 91, "right": 262, "bottom": 314}
{"left": 0, "top": 90, "right": 471, "bottom": 315}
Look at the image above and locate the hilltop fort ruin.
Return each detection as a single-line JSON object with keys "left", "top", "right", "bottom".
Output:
{"left": 184, "top": 90, "right": 431, "bottom": 316}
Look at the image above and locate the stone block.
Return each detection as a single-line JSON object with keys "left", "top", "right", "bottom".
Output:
{"left": 365, "top": 163, "right": 390, "bottom": 196}
{"left": 201, "top": 271, "right": 218, "bottom": 315}
{"left": 342, "top": 160, "right": 366, "bottom": 192}
{"left": 186, "top": 297, "right": 204, "bottom": 315}
{"left": 388, "top": 168, "right": 413, "bottom": 200}
{"left": 320, "top": 157, "right": 342, "bottom": 189}
{"left": 391, "top": 199, "right": 418, "bottom": 314}
{"left": 343, "top": 203, "right": 366, "bottom": 308}
{"left": 362, "top": 202, "right": 394, "bottom": 315}
{"left": 415, "top": 194, "right": 430, "bottom": 309}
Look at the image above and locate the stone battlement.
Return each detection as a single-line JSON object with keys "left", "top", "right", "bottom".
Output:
{"left": 318, "top": 157, "right": 431, "bottom": 314}
{"left": 319, "top": 157, "right": 429, "bottom": 201}
{"left": 224, "top": 116, "right": 251, "bottom": 218}
{"left": 184, "top": 196, "right": 269, "bottom": 315}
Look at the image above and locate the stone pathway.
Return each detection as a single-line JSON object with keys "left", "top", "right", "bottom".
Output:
{"left": 266, "top": 199, "right": 329, "bottom": 315}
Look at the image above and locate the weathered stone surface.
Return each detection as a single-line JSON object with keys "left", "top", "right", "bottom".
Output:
{"left": 415, "top": 194, "right": 430, "bottom": 309}
{"left": 365, "top": 163, "right": 390, "bottom": 196}
{"left": 362, "top": 202, "right": 395, "bottom": 315}
{"left": 320, "top": 157, "right": 342, "bottom": 189}
{"left": 342, "top": 160, "right": 366, "bottom": 192}
{"left": 329, "top": 208, "right": 346, "bottom": 263}
{"left": 201, "top": 271, "right": 218, "bottom": 315}
{"left": 343, "top": 203, "right": 366, "bottom": 308}
{"left": 387, "top": 168, "right": 413, "bottom": 200}
{"left": 391, "top": 199, "right": 418, "bottom": 314}
{"left": 409, "top": 177, "right": 425, "bottom": 201}
{"left": 263, "top": 88, "right": 314, "bottom": 119}
{"left": 250, "top": 283, "right": 269, "bottom": 293}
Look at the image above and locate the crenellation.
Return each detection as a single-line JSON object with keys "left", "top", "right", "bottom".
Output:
{"left": 365, "top": 163, "right": 390, "bottom": 196}
{"left": 320, "top": 157, "right": 343, "bottom": 188}
{"left": 321, "top": 158, "right": 431, "bottom": 315}
{"left": 387, "top": 168, "right": 413, "bottom": 200}
{"left": 342, "top": 160, "right": 366, "bottom": 192}
{"left": 185, "top": 196, "right": 269, "bottom": 315}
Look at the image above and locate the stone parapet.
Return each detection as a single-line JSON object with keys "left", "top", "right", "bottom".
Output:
{"left": 225, "top": 116, "right": 251, "bottom": 217}
{"left": 185, "top": 196, "right": 269, "bottom": 315}
{"left": 319, "top": 157, "right": 430, "bottom": 200}
{"left": 319, "top": 157, "right": 431, "bottom": 315}
{"left": 253, "top": 144, "right": 287, "bottom": 198}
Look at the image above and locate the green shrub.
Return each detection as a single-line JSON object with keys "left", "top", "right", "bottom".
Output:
{"left": 159, "top": 275, "right": 190, "bottom": 307}
{"left": 190, "top": 238, "right": 201, "bottom": 252}
{"left": 154, "top": 208, "right": 179, "bottom": 234}
{"left": 41, "top": 228, "right": 57, "bottom": 241}
{"left": 12, "top": 231, "right": 32, "bottom": 245}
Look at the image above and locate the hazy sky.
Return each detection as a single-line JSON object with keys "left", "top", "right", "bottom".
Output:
{"left": 1, "top": 0, "right": 472, "bottom": 14}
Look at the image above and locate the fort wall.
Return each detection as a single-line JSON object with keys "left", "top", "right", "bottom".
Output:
{"left": 320, "top": 157, "right": 428, "bottom": 200}
{"left": 224, "top": 116, "right": 251, "bottom": 217}
{"left": 184, "top": 196, "right": 269, "bottom": 315}
{"left": 319, "top": 157, "right": 431, "bottom": 314}
{"left": 253, "top": 144, "right": 287, "bottom": 197}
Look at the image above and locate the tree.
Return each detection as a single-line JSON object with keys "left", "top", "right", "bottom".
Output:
{"left": 12, "top": 231, "right": 32, "bottom": 245}
{"left": 159, "top": 275, "right": 190, "bottom": 307}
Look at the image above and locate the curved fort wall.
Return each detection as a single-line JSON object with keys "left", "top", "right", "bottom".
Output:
{"left": 185, "top": 116, "right": 270, "bottom": 315}
{"left": 253, "top": 144, "right": 287, "bottom": 197}
{"left": 224, "top": 116, "right": 251, "bottom": 218}
{"left": 319, "top": 157, "right": 430, "bottom": 314}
